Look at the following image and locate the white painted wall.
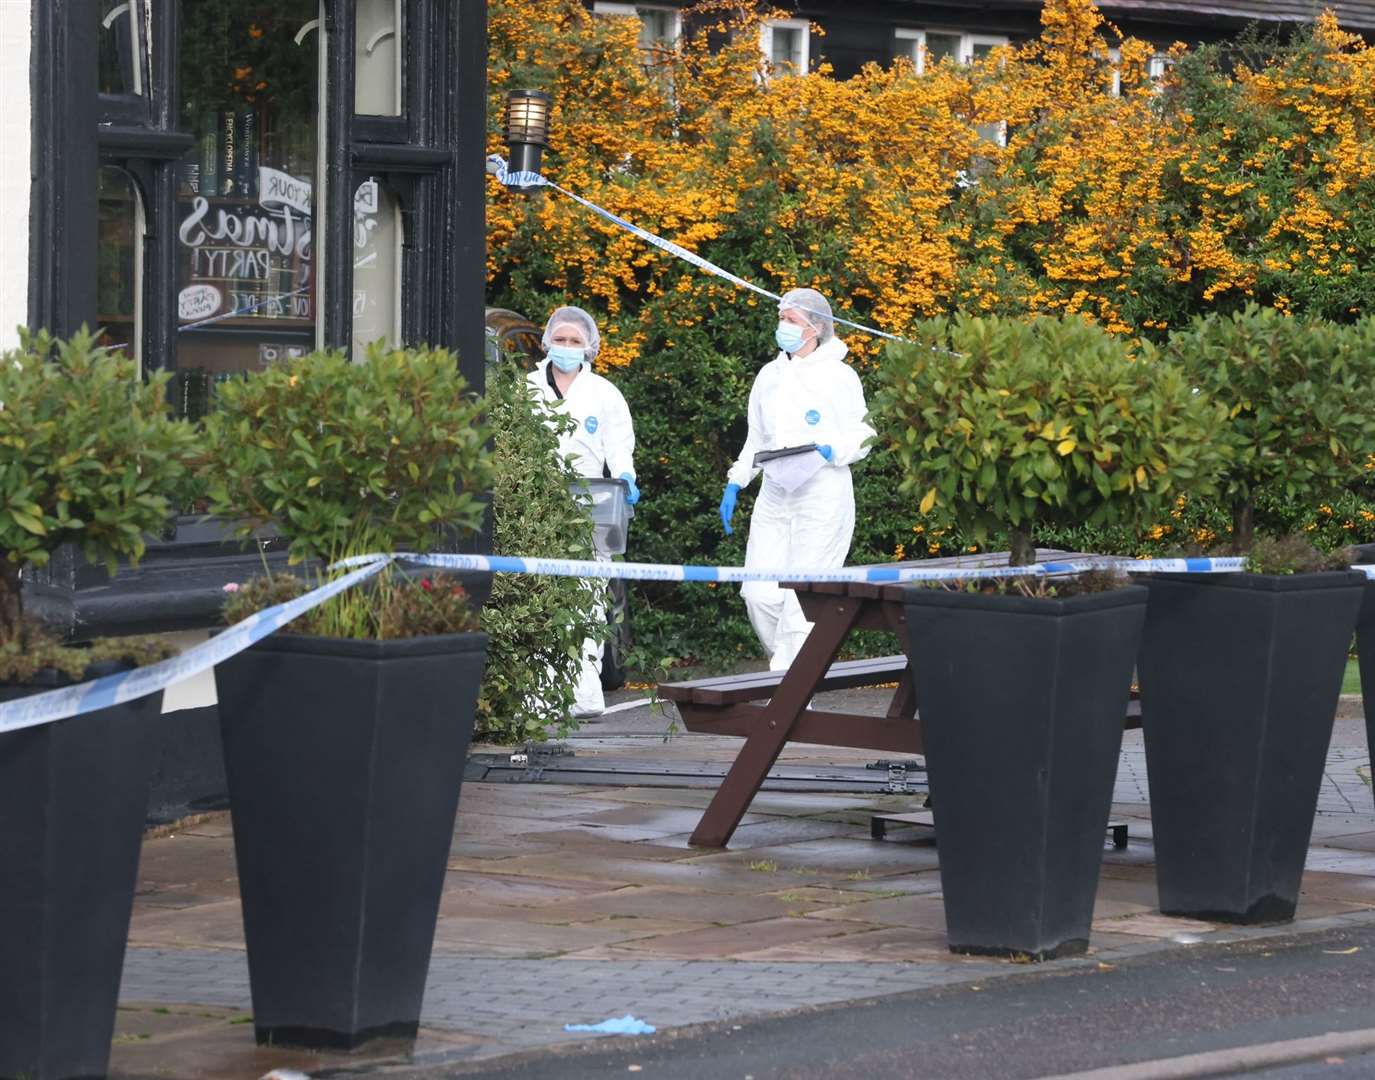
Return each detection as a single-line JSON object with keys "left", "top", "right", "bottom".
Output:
{"left": 0, "top": 0, "right": 30, "bottom": 349}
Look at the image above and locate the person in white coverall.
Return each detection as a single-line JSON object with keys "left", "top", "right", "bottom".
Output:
{"left": 526, "top": 306, "right": 640, "bottom": 718}
{"left": 718, "top": 288, "right": 875, "bottom": 671}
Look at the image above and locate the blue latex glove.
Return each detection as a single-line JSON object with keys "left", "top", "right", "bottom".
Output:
{"left": 719, "top": 483, "right": 741, "bottom": 535}
{"left": 817, "top": 445, "right": 833, "bottom": 462}
{"left": 620, "top": 473, "right": 641, "bottom": 505}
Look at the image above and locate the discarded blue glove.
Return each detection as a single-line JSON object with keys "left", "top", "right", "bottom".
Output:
{"left": 564, "top": 1015, "right": 657, "bottom": 1035}
{"left": 620, "top": 473, "right": 641, "bottom": 505}
{"left": 719, "top": 483, "right": 741, "bottom": 535}
{"left": 817, "top": 444, "right": 833, "bottom": 462}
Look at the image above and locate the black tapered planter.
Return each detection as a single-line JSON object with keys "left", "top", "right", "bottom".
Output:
{"left": 0, "top": 673, "right": 162, "bottom": 1080}
{"left": 1139, "top": 572, "right": 1364, "bottom": 924}
{"left": 1352, "top": 552, "right": 1375, "bottom": 814}
{"left": 216, "top": 630, "right": 488, "bottom": 1050}
{"left": 903, "top": 584, "right": 1146, "bottom": 961}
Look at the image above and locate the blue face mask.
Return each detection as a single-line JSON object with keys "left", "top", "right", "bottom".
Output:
{"left": 547, "top": 344, "right": 585, "bottom": 372}
{"left": 775, "top": 321, "right": 807, "bottom": 354}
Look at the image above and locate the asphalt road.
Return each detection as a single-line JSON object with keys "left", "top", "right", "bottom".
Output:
{"left": 428, "top": 922, "right": 1375, "bottom": 1080}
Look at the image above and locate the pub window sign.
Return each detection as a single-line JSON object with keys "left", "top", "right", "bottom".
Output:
{"left": 177, "top": 165, "right": 316, "bottom": 327}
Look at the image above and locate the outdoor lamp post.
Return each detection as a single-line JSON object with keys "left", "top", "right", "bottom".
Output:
{"left": 504, "top": 89, "right": 551, "bottom": 190}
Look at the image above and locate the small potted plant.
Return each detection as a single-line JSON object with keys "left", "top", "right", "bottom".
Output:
{"left": 874, "top": 313, "right": 1226, "bottom": 960}
{"left": 203, "top": 344, "right": 492, "bottom": 1049}
{"left": 1142, "top": 308, "right": 1375, "bottom": 923}
{"left": 0, "top": 328, "right": 194, "bottom": 1080}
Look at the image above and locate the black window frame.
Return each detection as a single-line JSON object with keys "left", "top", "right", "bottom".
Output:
{"left": 30, "top": 0, "right": 487, "bottom": 393}
{"left": 26, "top": 0, "right": 489, "bottom": 640}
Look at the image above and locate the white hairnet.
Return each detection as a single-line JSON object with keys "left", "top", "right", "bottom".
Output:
{"left": 778, "top": 288, "right": 835, "bottom": 343}
{"left": 541, "top": 305, "right": 601, "bottom": 362}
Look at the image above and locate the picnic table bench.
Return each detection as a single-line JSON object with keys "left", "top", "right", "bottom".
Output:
{"left": 658, "top": 550, "right": 1142, "bottom": 849}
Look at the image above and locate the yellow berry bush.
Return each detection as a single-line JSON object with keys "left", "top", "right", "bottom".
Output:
{"left": 487, "top": 0, "right": 1375, "bottom": 665}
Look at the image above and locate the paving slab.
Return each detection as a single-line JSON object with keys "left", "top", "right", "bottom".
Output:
{"left": 604, "top": 915, "right": 883, "bottom": 959}
{"left": 655, "top": 814, "right": 856, "bottom": 850}
{"left": 803, "top": 893, "right": 952, "bottom": 929}
{"left": 516, "top": 883, "right": 833, "bottom": 925}
{"left": 436, "top": 871, "right": 616, "bottom": 912}
{"left": 446, "top": 836, "right": 563, "bottom": 861}
{"left": 686, "top": 836, "right": 944, "bottom": 878}
{"left": 732, "top": 925, "right": 967, "bottom": 964}
{"left": 838, "top": 870, "right": 946, "bottom": 896}
{"left": 449, "top": 850, "right": 837, "bottom": 892}
{"left": 512, "top": 828, "right": 704, "bottom": 861}
{"left": 105, "top": 732, "right": 1375, "bottom": 1077}
{"left": 1316, "top": 830, "right": 1375, "bottom": 852}
{"left": 127, "top": 900, "right": 245, "bottom": 951}
{"left": 431, "top": 914, "right": 700, "bottom": 957}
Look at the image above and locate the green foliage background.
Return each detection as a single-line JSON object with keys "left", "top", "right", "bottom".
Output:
{"left": 477, "top": 363, "right": 607, "bottom": 741}
{"left": 873, "top": 315, "right": 1229, "bottom": 562}
{"left": 1160, "top": 307, "right": 1375, "bottom": 545}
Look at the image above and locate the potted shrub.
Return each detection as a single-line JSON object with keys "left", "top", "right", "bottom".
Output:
{"left": 1142, "top": 308, "right": 1375, "bottom": 923}
{"left": 203, "top": 344, "right": 491, "bottom": 1049}
{"left": 874, "top": 313, "right": 1226, "bottom": 959}
{"left": 0, "top": 329, "right": 194, "bottom": 1080}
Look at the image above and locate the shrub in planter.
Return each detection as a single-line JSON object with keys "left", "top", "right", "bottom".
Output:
{"left": 1140, "top": 310, "right": 1375, "bottom": 923}
{"left": 0, "top": 328, "right": 194, "bottom": 1080}
{"left": 476, "top": 363, "right": 604, "bottom": 744}
{"left": 874, "top": 314, "right": 1228, "bottom": 567}
{"left": 203, "top": 344, "right": 492, "bottom": 1049}
{"left": 1166, "top": 308, "right": 1375, "bottom": 554}
{"left": 875, "top": 314, "right": 1226, "bottom": 959}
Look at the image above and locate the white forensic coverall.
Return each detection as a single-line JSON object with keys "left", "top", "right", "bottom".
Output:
{"left": 526, "top": 358, "right": 637, "bottom": 715}
{"left": 727, "top": 335, "right": 875, "bottom": 671}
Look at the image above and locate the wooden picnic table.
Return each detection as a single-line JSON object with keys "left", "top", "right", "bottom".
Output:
{"left": 658, "top": 549, "right": 1142, "bottom": 849}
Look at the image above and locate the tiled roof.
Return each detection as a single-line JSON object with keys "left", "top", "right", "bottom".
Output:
{"left": 875, "top": 0, "right": 1375, "bottom": 31}
{"left": 1095, "top": 0, "right": 1375, "bottom": 30}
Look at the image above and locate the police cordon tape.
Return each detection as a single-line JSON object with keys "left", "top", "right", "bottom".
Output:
{"left": 2, "top": 550, "right": 1307, "bottom": 736}
{"left": 0, "top": 558, "right": 391, "bottom": 737}
{"left": 361, "top": 551, "right": 1256, "bottom": 585}
{"left": 486, "top": 155, "right": 908, "bottom": 344}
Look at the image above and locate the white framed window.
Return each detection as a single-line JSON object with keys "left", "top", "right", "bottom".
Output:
{"left": 761, "top": 18, "right": 810, "bottom": 75}
{"left": 1104, "top": 46, "right": 1122, "bottom": 96}
{"left": 975, "top": 120, "right": 1007, "bottom": 147}
{"left": 894, "top": 28, "right": 1008, "bottom": 73}
{"left": 592, "top": 3, "right": 682, "bottom": 54}
{"left": 1148, "top": 53, "right": 1174, "bottom": 84}
{"left": 896, "top": 29, "right": 1008, "bottom": 146}
{"left": 965, "top": 34, "right": 1008, "bottom": 64}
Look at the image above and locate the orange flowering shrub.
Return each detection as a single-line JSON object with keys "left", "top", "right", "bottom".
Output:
{"left": 491, "top": 2, "right": 1375, "bottom": 354}
{"left": 486, "top": 0, "right": 1375, "bottom": 665}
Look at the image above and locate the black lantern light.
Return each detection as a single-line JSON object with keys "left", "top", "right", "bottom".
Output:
{"left": 504, "top": 89, "right": 551, "bottom": 190}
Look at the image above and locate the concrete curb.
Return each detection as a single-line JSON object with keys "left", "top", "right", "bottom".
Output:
{"left": 1039, "top": 1027, "right": 1375, "bottom": 1079}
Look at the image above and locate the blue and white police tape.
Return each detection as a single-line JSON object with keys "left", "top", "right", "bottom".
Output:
{"left": 0, "top": 556, "right": 392, "bottom": 737}
{"left": 4, "top": 550, "right": 1368, "bottom": 735}
{"left": 486, "top": 155, "right": 906, "bottom": 344}
{"left": 343, "top": 551, "right": 1256, "bottom": 585}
